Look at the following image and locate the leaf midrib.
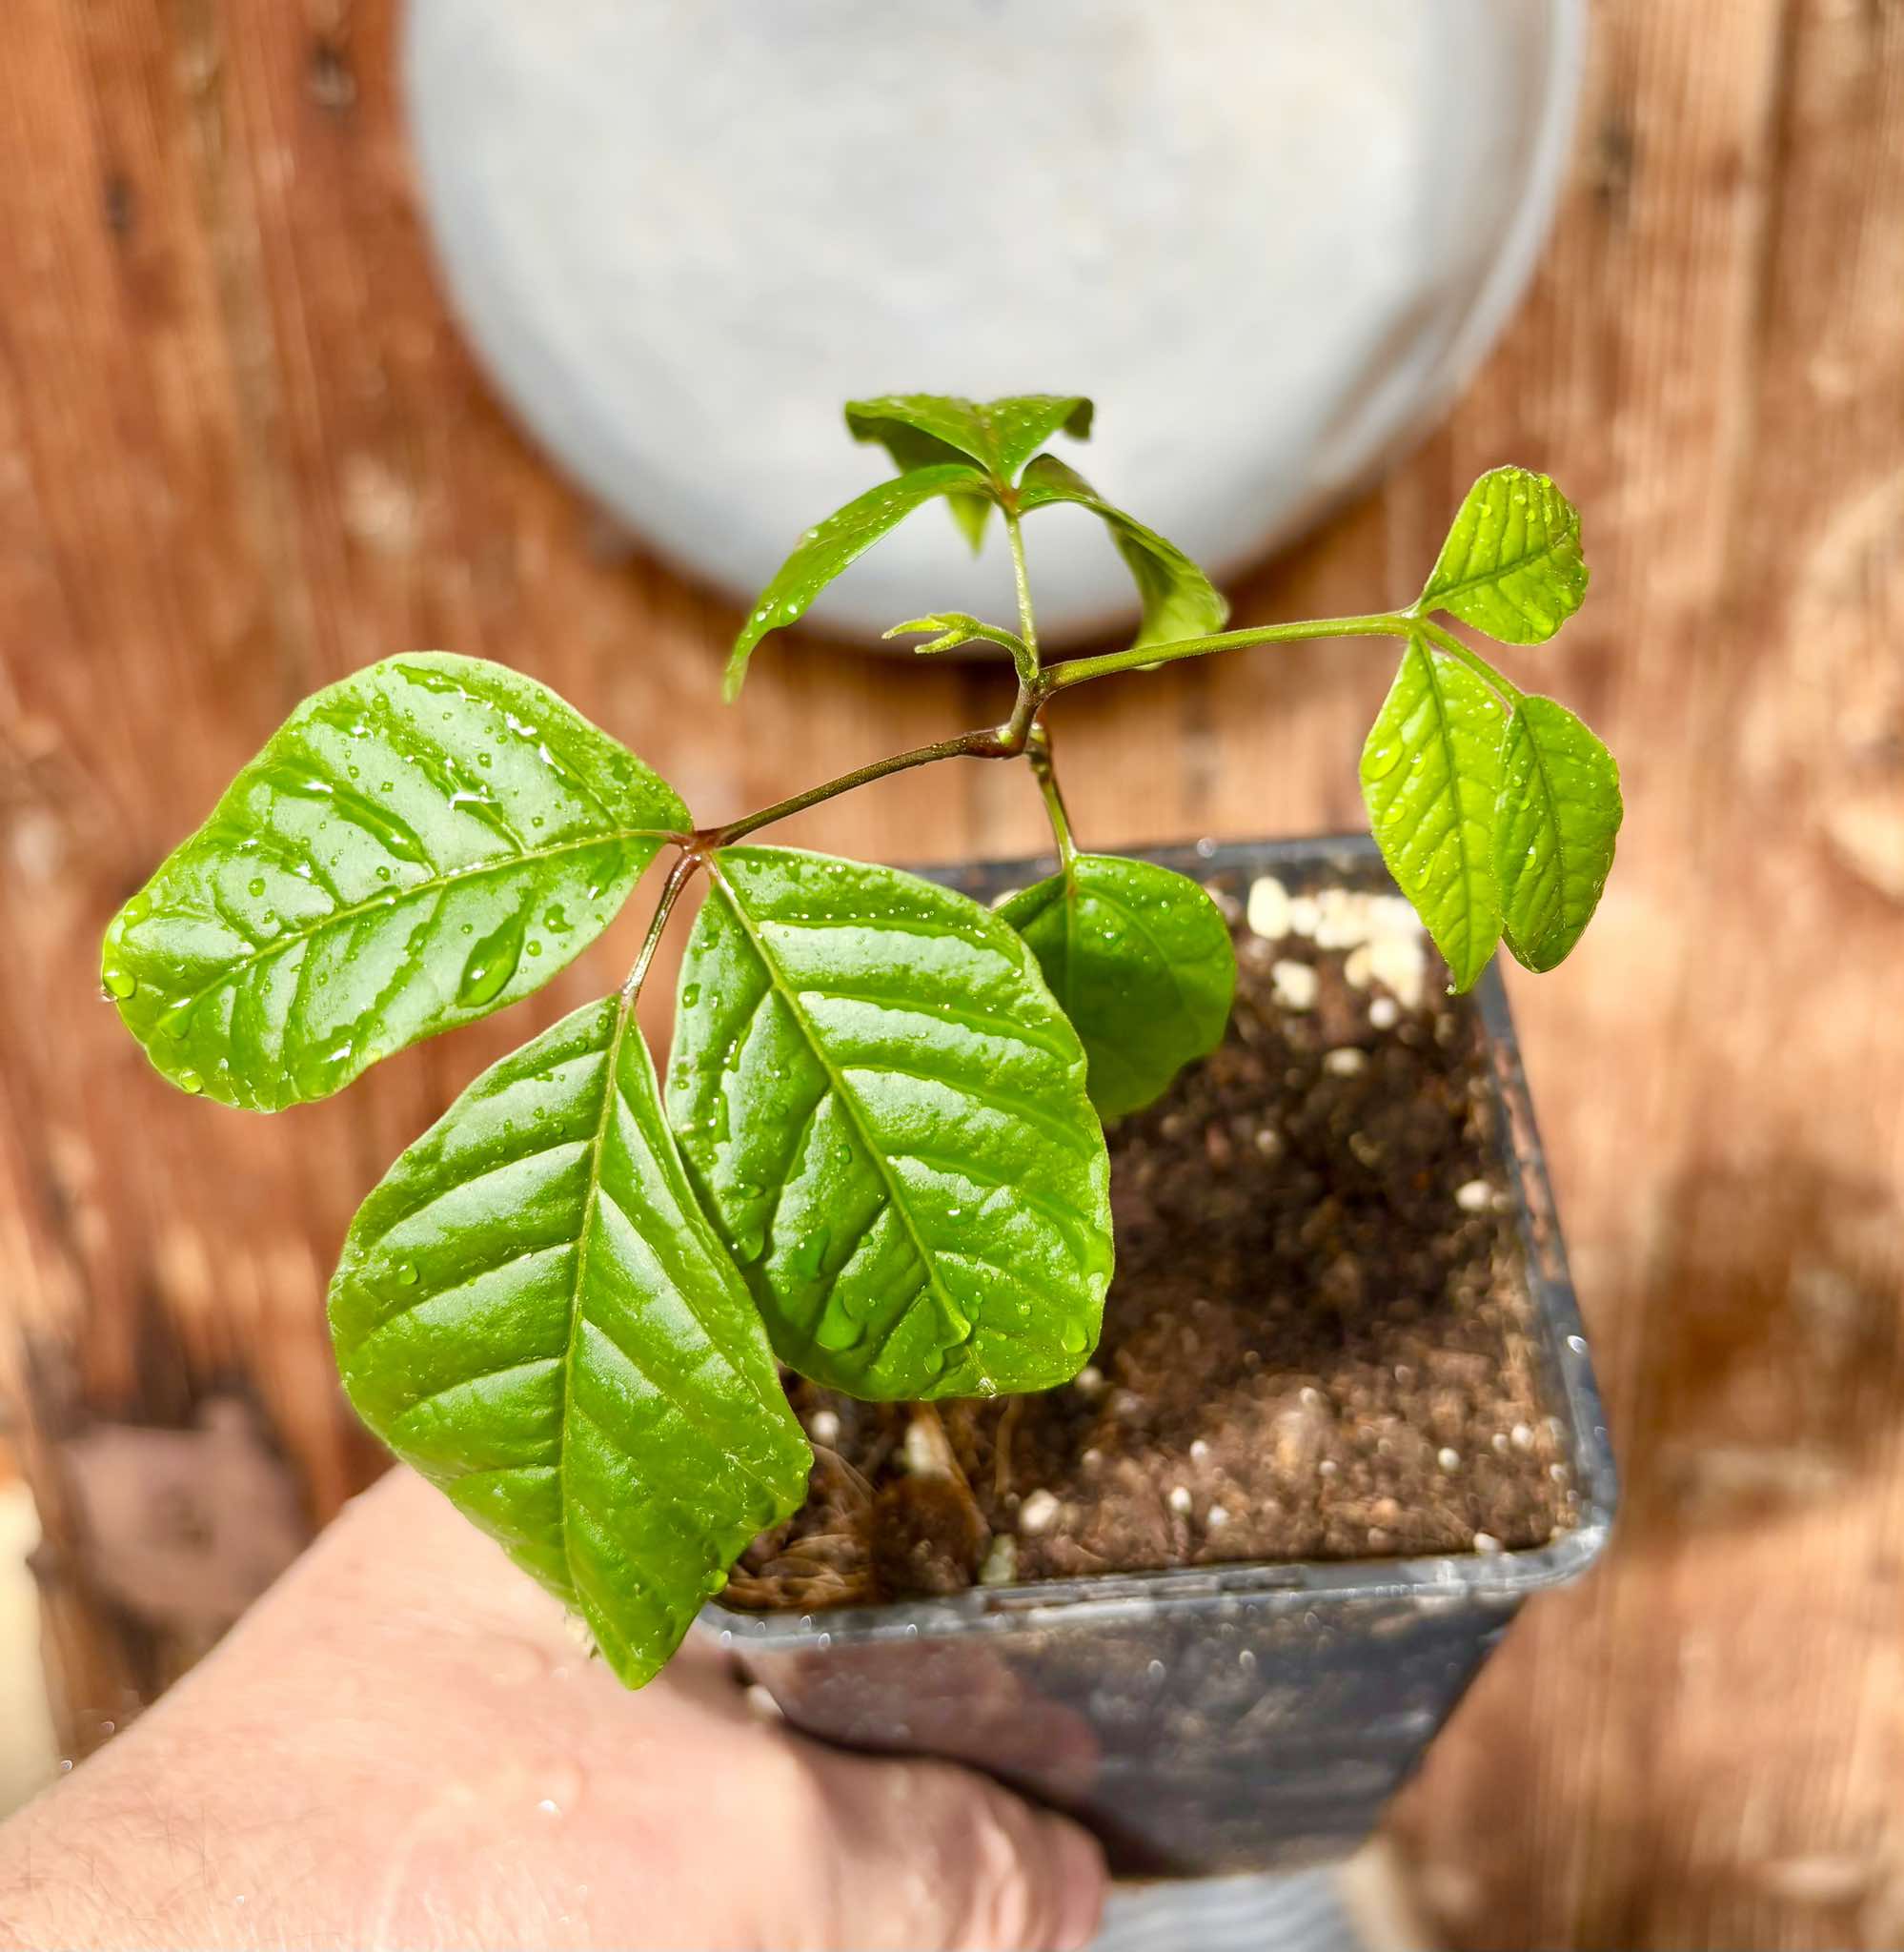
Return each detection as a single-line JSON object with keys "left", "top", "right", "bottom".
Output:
{"left": 706, "top": 857, "right": 995, "bottom": 1393}
{"left": 151, "top": 825, "right": 675, "bottom": 1022}
{"left": 1410, "top": 639, "right": 1498, "bottom": 978}
{"left": 1427, "top": 504, "right": 1578, "bottom": 606}
{"left": 557, "top": 999, "right": 796, "bottom": 1624}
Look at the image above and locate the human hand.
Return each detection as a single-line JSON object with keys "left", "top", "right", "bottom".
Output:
{"left": 0, "top": 1468, "right": 1104, "bottom": 1950}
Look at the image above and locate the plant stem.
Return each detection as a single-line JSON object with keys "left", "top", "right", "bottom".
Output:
{"left": 1040, "top": 611, "right": 1408, "bottom": 692}
{"left": 620, "top": 850, "right": 700, "bottom": 1006}
{"left": 1026, "top": 723, "right": 1078, "bottom": 866}
{"left": 699, "top": 717, "right": 1026, "bottom": 850}
{"left": 700, "top": 603, "right": 1417, "bottom": 851}
{"left": 1003, "top": 506, "right": 1040, "bottom": 671}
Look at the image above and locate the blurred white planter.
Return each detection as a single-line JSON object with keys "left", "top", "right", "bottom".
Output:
{"left": 406, "top": 2, "right": 1583, "bottom": 643}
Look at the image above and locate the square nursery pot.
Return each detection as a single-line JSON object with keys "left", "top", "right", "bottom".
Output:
{"left": 699, "top": 835, "right": 1616, "bottom": 1880}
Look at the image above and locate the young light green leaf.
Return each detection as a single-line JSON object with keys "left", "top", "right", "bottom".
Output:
{"left": 1000, "top": 856, "right": 1236, "bottom": 1120}
{"left": 100, "top": 655, "right": 688, "bottom": 1110}
{"left": 669, "top": 846, "right": 1113, "bottom": 1401}
{"left": 1361, "top": 639, "right": 1508, "bottom": 992}
{"left": 329, "top": 996, "right": 810, "bottom": 1690}
{"left": 1495, "top": 695, "right": 1623, "bottom": 971}
{"left": 844, "top": 393, "right": 1094, "bottom": 483}
{"left": 724, "top": 462, "right": 989, "bottom": 701}
{"left": 881, "top": 612, "right": 1028, "bottom": 661}
{"left": 1016, "top": 454, "right": 1229, "bottom": 649}
{"left": 1419, "top": 467, "right": 1588, "bottom": 644}
{"left": 843, "top": 396, "right": 1092, "bottom": 554}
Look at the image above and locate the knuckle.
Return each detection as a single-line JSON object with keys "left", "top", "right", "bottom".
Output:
{"left": 942, "top": 1784, "right": 1043, "bottom": 1950}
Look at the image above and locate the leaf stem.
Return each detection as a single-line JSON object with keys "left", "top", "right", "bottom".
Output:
{"left": 1418, "top": 619, "right": 1525, "bottom": 704}
{"left": 697, "top": 715, "right": 1028, "bottom": 851}
{"left": 621, "top": 851, "right": 701, "bottom": 1006}
{"left": 698, "top": 609, "right": 1414, "bottom": 850}
{"left": 1026, "top": 723, "right": 1078, "bottom": 866}
{"left": 1040, "top": 611, "right": 1408, "bottom": 692}
{"left": 1003, "top": 504, "right": 1041, "bottom": 673}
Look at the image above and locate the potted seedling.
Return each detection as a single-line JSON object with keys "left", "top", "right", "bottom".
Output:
{"left": 101, "top": 395, "right": 1621, "bottom": 1876}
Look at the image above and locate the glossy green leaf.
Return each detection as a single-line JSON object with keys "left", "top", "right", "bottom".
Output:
{"left": 724, "top": 463, "right": 989, "bottom": 701}
{"left": 668, "top": 846, "right": 1113, "bottom": 1400}
{"left": 1000, "top": 856, "right": 1236, "bottom": 1120}
{"left": 1361, "top": 639, "right": 1508, "bottom": 992}
{"left": 101, "top": 655, "right": 688, "bottom": 1110}
{"left": 1419, "top": 467, "right": 1588, "bottom": 644}
{"left": 843, "top": 395, "right": 1092, "bottom": 555}
{"left": 844, "top": 393, "right": 1094, "bottom": 482}
{"left": 1495, "top": 695, "right": 1623, "bottom": 971}
{"left": 329, "top": 996, "right": 810, "bottom": 1689}
{"left": 1016, "top": 454, "right": 1228, "bottom": 649}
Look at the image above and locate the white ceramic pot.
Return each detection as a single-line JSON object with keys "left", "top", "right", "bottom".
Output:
{"left": 406, "top": 2, "right": 1583, "bottom": 643}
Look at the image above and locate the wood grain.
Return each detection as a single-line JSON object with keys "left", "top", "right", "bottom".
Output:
{"left": 1, "top": 2, "right": 1900, "bottom": 1944}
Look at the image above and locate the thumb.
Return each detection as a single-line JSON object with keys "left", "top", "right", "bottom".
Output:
{"left": 794, "top": 1744, "right": 1107, "bottom": 1951}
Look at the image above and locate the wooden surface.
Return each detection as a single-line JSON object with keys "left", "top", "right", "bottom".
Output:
{"left": 1, "top": 3, "right": 1901, "bottom": 1945}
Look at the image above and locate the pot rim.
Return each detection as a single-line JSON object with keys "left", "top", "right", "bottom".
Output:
{"left": 699, "top": 832, "right": 1617, "bottom": 1652}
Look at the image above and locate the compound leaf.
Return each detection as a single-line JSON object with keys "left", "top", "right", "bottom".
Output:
{"left": 1361, "top": 639, "right": 1507, "bottom": 992}
{"left": 669, "top": 846, "right": 1113, "bottom": 1400}
{"left": 1001, "top": 855, "right": 1235, "bottom": 1119}
{"left": 1419, "top": 467, "right": 1588, "bottom": 644}
{"left": 101, "top": 655, "right": 687, "bottom": 1110}
{"left": 1017, "top": 454, "right": 1228, "bottom": 649}
{"left": 329, "top": 996, "right": 810, "bottom": 1690}
{"left": 1495, "top": 695, "right": 1623, "bottom": 970}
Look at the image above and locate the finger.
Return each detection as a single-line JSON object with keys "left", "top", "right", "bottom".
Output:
{"left": 797, "top": 1745, "right": 1106, "bottom": 1951}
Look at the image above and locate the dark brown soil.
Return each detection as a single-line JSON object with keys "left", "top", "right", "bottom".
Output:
{"left": 728, "top": 885, "right": 1573, "bottom": 1613}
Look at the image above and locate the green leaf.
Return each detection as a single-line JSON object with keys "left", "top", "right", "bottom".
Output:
{"left": 1000, "top": 855, "right": 1236, "bottom": 1120}
{"left": 669, "top": 846, "right": 1113, "bottom": 1400}
{"left": 101, "top": 655, "right": 688, "bottom": 1110}
{"left": 329, "top": 996, "right": 810, "bottom": 1690}
{"left": 1494, "top": 696, "right": 1623, "bottom": 971}
{"left": 1419, "top": 467, "right": 1588, "bottom": 644}
{"left": 1361, "top": 638, "right": 1508, "bottom": 992}
{"left": 844, "top": 393, "right": 1094, "bottom": 483}
{"left": 1016, "top": 454, "right": 1229, "bottom": 649}
{"left": 724, "top": 462, "right": 989, "bottom": 701}
{"left": 843, "top": 396, "right": 1092, "bottom": 555}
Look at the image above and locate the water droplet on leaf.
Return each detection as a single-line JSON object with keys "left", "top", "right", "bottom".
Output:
{"left": 456, "top": 910, "right": 527, "bottom": 1006}
{"left": 813, "top": 1312, "right": 864, "bottom": 1352}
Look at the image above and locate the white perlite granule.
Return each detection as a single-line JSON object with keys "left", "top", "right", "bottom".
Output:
{"left": 1246, "top": 876, "right": 1292, "bottom": 940}
{"left": 1270, "top": 960, "right": 1319, "bottom": 1010}
{"left": 980, "top": 1535, "right": 1019, "bottom": 1584}
{"left": 1018, "top": 1489, "right": 1061, "bottom": 1535}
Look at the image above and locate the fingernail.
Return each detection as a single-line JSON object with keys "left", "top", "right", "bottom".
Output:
{"left": 1043, "top": 1814, "right": 1106, "bottom": 1950}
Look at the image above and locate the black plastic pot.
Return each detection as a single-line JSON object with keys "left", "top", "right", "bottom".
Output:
{"left": 699, "top": 836, "right": 1616, "bottom": 1879}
